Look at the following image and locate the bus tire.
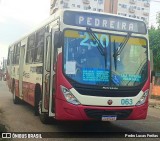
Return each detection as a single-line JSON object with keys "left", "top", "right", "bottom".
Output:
{"left": 13, "top": 85, "right": 20, "bottom": 104}
{"left": 38, "top": 97, "right": 51, "bottom": 124}
{"left": 34, "top": 86, "right": 53, "bottom": 124}
{"left": 40, "top": 113, "right": 50, "bottom": 124}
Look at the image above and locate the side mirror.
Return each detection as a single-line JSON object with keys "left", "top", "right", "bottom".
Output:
{"left": 54, "top": 31, "right": 62, "bottom": 48}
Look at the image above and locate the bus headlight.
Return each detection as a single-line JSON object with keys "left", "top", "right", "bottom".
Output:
{"left": 136, "top": 89, "right": 149, "bottom": 106}
{"left": 60, "top": 85, "right": 81, "bottom": 105}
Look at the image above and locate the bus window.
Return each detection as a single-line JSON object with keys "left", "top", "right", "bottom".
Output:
{"left": 111, "top": 36, "right": 147, "bottom": 86}
{"left": 7, "top": 48, "right": 11, "bottom": 65}
{"left": 15, "top": 43, "right": 20, "bottom": 65}
{"left": 35, "top": 28, "right": 45, "bottom": 63}
{"left": 63, "top": 30, "right": 110, "bottom": 85}
{"left": 26, "top": 34, "right": 36, "bottom": 64}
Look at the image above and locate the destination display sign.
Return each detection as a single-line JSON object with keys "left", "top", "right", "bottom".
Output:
{"left": 63, "top": 11, "right": 147, "bottom": 34}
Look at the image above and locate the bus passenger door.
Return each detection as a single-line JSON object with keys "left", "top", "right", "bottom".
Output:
{"left": 42, "top": 28, "right": 59, "bottom": 117}
{"left": 48, "top": 28, "right": 59, "bottom": 117}
{"left": 42, "top": 30, "right": 56, "bottom": 117}
{"left": 42, "top": 32, "right": 51, "bottom": 114}
{"left": 19, "top": 45, "right": 25, "bottom": 99}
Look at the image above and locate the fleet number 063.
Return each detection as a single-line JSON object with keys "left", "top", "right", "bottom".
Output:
{"left": 121, "top": 99, "right": 133, "bottom": 106}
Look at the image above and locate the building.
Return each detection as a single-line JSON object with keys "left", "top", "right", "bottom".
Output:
{"left": 50, "top": 0, "right": 105, "bottom": 15}
{"left": 50, "top": 0, "right": 150, "bottom": 26}
{"left": 116, "top": 0, "right": 150, "bottom": 26}
{"left": 104, "top": 0, "right": 118, "bottom": 14}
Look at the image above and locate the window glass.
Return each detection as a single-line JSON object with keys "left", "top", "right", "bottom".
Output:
{"left": 63, "top": 29, "right": 148, "bottom": 87}
{"left": 7, "top": 48, "right": 11, "bottom": 65}
{"left": 111, "top": 35, "right": 147, "bottom": 86}
{"left": 12, "top": 43, "right": 20, "bottom": 65}
{"left": 35, "top": 28, "right": 45, "bottom": 63}
{"left": 26, "top": 34, "right": 35, "bottom": 63}
{"left": 63, "top": 30, "right": 110, "bottom": 86}
{"left": 26, "top": 28, "right": 45, "bottom": 64}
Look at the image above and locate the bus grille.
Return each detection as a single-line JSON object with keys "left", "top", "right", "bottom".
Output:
{"left": 84, "top": 109, "right": 133, "bottom": 120}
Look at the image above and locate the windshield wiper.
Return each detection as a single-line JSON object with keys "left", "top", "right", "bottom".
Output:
{"left": 113, "top": 40, "right": 117, "bottom": 70}
{"left": 86, "top": 27, "right": 107, "bottom": 68}
{"left": 113, "top": 32, "right": 131, "bottom": 71}
{"left": 86, "top": 27, "right": 105, "bottom": 56}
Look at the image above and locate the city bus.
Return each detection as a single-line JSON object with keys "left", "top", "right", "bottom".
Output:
{"left": 6, "top": 9, "right": 150, "bottom": 124}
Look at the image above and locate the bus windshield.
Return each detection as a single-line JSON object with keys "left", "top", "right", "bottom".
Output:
{"left": 63, "top": 29, "right": 148, "bottom": 87}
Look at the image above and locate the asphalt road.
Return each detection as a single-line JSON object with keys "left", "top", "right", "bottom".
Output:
{"left": 0, "top": 81, "right": 160, "bottom": 141}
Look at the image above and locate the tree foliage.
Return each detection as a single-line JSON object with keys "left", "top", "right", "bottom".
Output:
{"left": 149, "top": 28, "right": 160, "bottom": 71}
{"left": 149, "top": 13, "right": 160, "bottom": 72}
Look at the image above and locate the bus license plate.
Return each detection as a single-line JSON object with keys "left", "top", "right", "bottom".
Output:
{"left": 102, "top": 115, "right": 117, "bottom": 121}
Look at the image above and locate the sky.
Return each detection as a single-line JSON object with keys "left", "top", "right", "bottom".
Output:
{"left": 149, "top": 0, "right": 160, "bottom": 27}
{"left": 0, "top": 0, "right": 160, "bottom": 64}
{"left": 0, "top": 0, "right": 50, "bottom": 64}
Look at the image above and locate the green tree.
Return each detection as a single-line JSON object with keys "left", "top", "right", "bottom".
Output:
{"left": 149, "top": 26, "right": 160, "bottom": 72}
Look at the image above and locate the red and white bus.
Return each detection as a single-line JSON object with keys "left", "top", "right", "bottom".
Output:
{"left": 6, "top": 9, "right": 150, "bottom": 123}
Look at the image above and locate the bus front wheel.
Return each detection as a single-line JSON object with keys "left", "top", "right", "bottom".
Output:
{"left": 34, "top": 87, "right": 51, "bottom": 124}
{"left": 38, "top": 98, "right": 51, "bottom": 124}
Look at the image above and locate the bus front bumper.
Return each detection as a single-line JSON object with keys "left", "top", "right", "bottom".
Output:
{"left": 55, "top": 98, "right": 148, "bottom": 120}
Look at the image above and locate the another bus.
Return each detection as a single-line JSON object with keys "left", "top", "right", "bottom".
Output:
{"left": 6, "top": 9, "right": 150, "bottom": 123}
